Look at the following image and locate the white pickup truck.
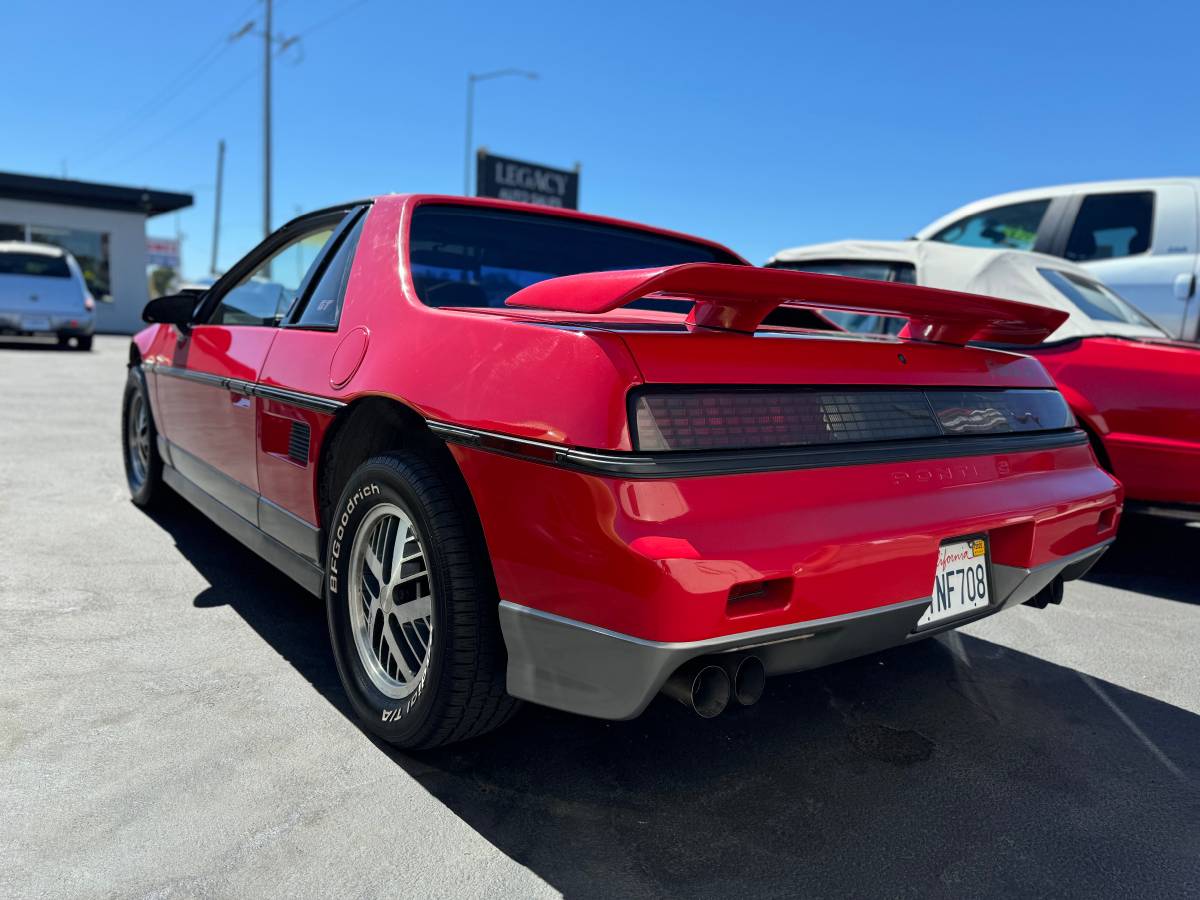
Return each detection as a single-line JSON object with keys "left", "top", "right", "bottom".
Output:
{"left": 915, "top": 178, "right": 1200, "bottom": 340}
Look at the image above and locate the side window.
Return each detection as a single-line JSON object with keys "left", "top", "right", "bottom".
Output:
{"left": 930, "top": 199, "right": 1050, "bottom": 251}
{"left": 295, "top": 214, "right": 364, "bottom": 328}
{"left": 1064, "top": 192, "right": 1154, "bottom": 261}
{"left": 209, "top": 225, "right": 337, "bottom": 326}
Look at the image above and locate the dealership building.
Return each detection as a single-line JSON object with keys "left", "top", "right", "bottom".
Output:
{"left": 0, "top": 171, "right": 193, "bottom": 333}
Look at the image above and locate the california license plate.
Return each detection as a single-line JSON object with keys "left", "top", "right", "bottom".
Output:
{"left": 917, "top": 537, "right": 991, "bottom": 628}
{"left": 21, "top": 315, "right": 51, "bottom": 332}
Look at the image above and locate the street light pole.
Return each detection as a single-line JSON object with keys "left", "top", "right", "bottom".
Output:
{"left": 463, "top": 68, "right": 539, "bottom": 197}
{"left": 263, "top": 0, "right": 272, "bottom": 240}
{"left": 463, "top": 75, "right": 474, "bottom": 196}
{"left": 211, "top": 139, "right": 225, "bottom": 276}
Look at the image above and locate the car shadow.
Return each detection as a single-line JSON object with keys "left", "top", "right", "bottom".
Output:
{"left": 1083, "top": 514, "right": 1199, "bottom": 605}
{"left": 145, "top": 499, "right": 1200, "bottom": 898}
{"left": 0, "top": 338, "right": 67, "bottom": 352}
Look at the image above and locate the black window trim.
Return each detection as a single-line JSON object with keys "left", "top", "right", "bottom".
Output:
{"left": 194, "top": 203, "right": 361, "bottom": 327}
{"left": 282, "top": 205, "right": 368, "bottom": 331}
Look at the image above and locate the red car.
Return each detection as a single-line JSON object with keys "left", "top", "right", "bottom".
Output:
{"left": 124, "top": 196, "right": 1121, "bottom": 748}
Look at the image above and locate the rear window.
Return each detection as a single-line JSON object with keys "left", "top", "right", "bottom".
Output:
{"left": 0, "top": 252, "right": 70, "bottom": 278}
{"left": 1038, "top": 268, "right": 1161, "bottom": 330}
{"left": 768, "top": 258, "right": 911, "bottom": 334}
{"left": 770, "top": 259, "right": 916, "bottom": 285}
{"left": 408, "top": 205, "right": 741, "bottom": 310}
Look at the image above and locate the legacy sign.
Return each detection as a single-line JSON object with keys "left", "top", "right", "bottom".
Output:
{"left": 476, "top": 152, "right": 579, "bottom": 209}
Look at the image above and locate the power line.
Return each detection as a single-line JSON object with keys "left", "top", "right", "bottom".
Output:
{"left": 98, "top": 68, "right": 259, "bottom": 176}
{"left": 293, "top": 0, "right": 370, "bottom": 39}
{"left": 78, "top": 0, "right": 262, "bottom": 167}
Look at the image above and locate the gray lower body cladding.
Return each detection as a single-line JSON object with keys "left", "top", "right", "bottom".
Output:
{"left": 499, "top": 540, "right": 1112, "bottom": 720}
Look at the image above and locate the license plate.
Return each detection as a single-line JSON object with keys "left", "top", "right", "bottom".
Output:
{"left": 21, "top": 315, "right": 51, "bottom": 332}
{"left": 917, "top": 537, "right": 991, "bottom": 628}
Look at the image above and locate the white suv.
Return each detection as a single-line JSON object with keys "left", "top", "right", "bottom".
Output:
{"left": 915, "top": 178, "right": 1200, "bottom": 340}
{"left": 0, "top": 242, "right": 95, "bottom": 350}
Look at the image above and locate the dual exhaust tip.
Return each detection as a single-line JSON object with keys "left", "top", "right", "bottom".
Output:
{"left": 662, "top": 654, "right": 766, "bottom": 718}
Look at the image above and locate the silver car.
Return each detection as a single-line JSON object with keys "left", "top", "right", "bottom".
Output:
{"left": 914, "top": 178, "right": 1200, "bottom": 341}
{"left": 0, "top": 241, "right": 95, "bottom": 349}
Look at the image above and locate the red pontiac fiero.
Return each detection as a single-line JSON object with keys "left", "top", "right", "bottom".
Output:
{"left": 123, "top": 195, "right": 1121, "bottom": 748}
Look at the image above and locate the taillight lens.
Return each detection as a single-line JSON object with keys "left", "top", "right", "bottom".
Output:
{"left": 927, "top": 389, "right": 1074, "bottom": 435}
{"left": 84, "top": 294, "right": 95, "bottom": 311}
{"left": 632, "top": 388, "right": 1073, "bottom": 452}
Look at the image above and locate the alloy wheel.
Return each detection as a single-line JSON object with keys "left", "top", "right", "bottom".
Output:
{"left": 347, "top": 503, "right": 435, "bottom": 698}
{"left": 126, "top": 390, "right": 151, "bottom": 489}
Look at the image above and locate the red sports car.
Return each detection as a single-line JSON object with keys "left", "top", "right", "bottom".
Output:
{"left": 124, "top": 195, "right": 1121, "bottom": 748}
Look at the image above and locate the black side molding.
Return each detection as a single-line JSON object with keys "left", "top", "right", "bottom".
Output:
{"left": 429, "top": 420, "right": 1090, "bottom": 479}
{"left": 144, "top": 362, "right": 344, "bottom": 415}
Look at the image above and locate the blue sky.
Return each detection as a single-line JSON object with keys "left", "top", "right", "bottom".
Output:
{"left": 4, "top": 0, "right": 1198, "bottom": 278}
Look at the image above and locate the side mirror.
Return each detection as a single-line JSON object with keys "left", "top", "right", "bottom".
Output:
{"left": 143, "top": 292, "right": 200, "bottom": 332}
{"left": 1173, "top": 272, "right": 1195, "bottom": 301}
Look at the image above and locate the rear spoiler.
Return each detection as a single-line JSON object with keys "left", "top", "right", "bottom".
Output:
{"left": 505, "top": 263, "right": 1067, "bottom": 346}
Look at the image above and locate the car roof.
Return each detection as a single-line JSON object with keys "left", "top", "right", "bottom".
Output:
{"left": 766, "top": 239, "right": 1165, "bottom": 341}
{"left": 914, "top": 177, "right": 1199, "bottom": 240}
{"left": 0, "top": 241, "right": 66, "bottom": 257}
{"left": 279, "top": 194, "right": 748, "bottom": 264}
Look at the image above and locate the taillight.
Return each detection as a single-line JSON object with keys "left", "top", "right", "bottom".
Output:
{"left": 631, "top": 388, "right": 1073, "bottom": 452}
{"left": 926, "top": 389, "right": 1074, "bottom": 435}
{"left": 84, "top": 294, "right": 95, "bottom": 311}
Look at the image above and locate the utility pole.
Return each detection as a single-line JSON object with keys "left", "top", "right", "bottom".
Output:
{"left": 174, "top": 213, "right": 185, "bottom": 292}
{"left": 229, "top": 2, "right": 296, "bottom": 248}
{"left": 210, "top": 139, "right": 225, "bottom": 276}
{"left": 263, "top": 0, "right": 272, "bottom": 240}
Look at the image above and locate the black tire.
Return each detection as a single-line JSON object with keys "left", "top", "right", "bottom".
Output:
{"left": 121, "top": 365, "right": 166, "bottom": 508}
{"left": 76, "top": 335, "right": 93, "bottom": 351}
{"left": 325, "top": 451, "right": 518, "bottom": 749}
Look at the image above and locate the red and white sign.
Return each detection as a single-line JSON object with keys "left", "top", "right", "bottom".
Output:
{"left": 146, "top": 237, "right": 180, "bottom": 269}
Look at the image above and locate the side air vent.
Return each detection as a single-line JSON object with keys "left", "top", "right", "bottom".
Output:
{"left": 287, "top": 421, "right": 311, "bottom": 465}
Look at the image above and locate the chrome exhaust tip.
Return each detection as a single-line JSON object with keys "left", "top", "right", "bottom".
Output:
{"left": 662, "top": 661, "right": 731, "bottom": 718}
{"left": 726, "top": 654, "right": 766, "bottom": 707}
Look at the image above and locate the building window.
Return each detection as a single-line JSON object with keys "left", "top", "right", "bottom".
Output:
{"left": 28, "top": 225, "right": 112, "bottom": 301}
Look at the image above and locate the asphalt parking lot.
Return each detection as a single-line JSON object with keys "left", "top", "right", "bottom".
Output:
{"left": 2, "top": 335, "right": 1198, "bottom": 899}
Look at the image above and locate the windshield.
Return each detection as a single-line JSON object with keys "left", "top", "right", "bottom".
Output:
{"left": 1038, "top": 268, "right": 1164, "bottom": 335}
{"left": 0, "top": 252, "right": 70, "bottom": 278}
{"left": 408, "top": 205, "right": 741, "bottom": 310}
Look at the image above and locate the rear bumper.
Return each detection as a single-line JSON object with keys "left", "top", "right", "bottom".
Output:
{"left": 446, "top": 430, "right": 1122, "bottom": 718}
{"left": 0, "top": 310, "right": 94, "bottom": 336}
{"left": 500, "top": 540, "right": 1112, "bottom": 720}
